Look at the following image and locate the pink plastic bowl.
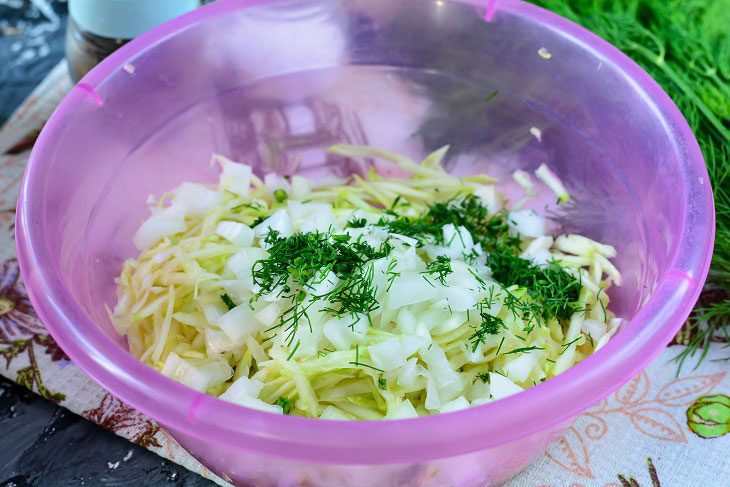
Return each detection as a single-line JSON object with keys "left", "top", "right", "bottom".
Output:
{"left": 16, "top": 0, "right": 714, "bottom": 485}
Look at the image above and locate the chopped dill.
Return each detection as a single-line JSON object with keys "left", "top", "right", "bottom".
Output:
{"left": 251, "top": 215, "right": 268, "bottom": 227}
{"left": 496, "top": 336, "right": 505, "bottom": 355}
{"left": 349, "top": 344, "right": 384, "bottom": 373}
{"left": 373, "top": 195, "right": 520, "bottom": 253}
{"left": 469, "top": 309, "right": 505, "bottom": 352}
{"left": 251, "top": 229, "right": 392, "bottom": 341}
{"left": 485, "top": 90, "right": 499, "bottom": 102}
{"left": 378, "top": 378, "right": 387, "bottom": 390}
{"left": 273, "top": 189, "right": 288, "bottom": 203}
{"left": 597, "top": 287, "right": 607, "bottom": 322}
{"left": 347, "top": 217, "right": 368, "bottom": 228}
{"left": 220, "top": 293, "right": 236, "bottom": 311}
{"left": 286, "top": 340, "right": 301, "bottom": 360}
{"left": 276, "top": 396, "right": 293, "bottom": 414}
{"left": 317, "top": 348, "right": 333, "bottom": 359}
{"left": 561, "top": 336, "right": 582, "bottom": 354}
{"left": 421, "top": 255, "right": 453, "bottom": 285}
{"left": 384, "top": 258, "right": 400, "bottom": 292}
{"left": 488, "top": 254, "right": 581, "bottom": 321}
{"left": 477, "top": 372, "right": 491, "bottom": 384}
{"left": 503, "top": 346, "right": 545, "bottom": 355}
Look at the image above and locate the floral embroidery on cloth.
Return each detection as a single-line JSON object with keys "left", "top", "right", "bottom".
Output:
{"left": 686, "top": 394, "right": 730, "bottom": 439}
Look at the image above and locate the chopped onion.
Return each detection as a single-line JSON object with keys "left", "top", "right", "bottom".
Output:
{"left": 385, "top": 399, "right": 419, "bottom": 419}
{"left": 438, "top": 396, "right": 470, "bottom": 414}
{"left": 368, "top": 338, "right": 408, "bottom": 371}
{"left": 502, "top": 351, "right": 540, "bottom": 383}
{"left": 216, "top": 221, "right": 254, "bottom": 247}
{"left": 132, "top": 204, "right": 186, "bottom": 250}
{"left": 489, "top": 373, "right": 523, "bottom": 400}
{"left": 217, "top": 156, "right": 252, "bottom": 197}
{"left": 254, "top": 208, "right": 294, "bottom": 239}
{"left": 508, "top": 210, "right": 546, "bottom": 238}
{"left": 217, "top": 305, "right": 260, "bottom": 341}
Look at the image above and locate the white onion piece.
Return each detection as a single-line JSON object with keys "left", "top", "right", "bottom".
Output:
{"left": 320, "top": 405, "right": 351, "bottom": 420}
{"left": 385, "top": 399, "right": 419, "bottom": 419}
{"left": 508, "top": 210, "right": 546, "bottom": 238}
{"left": 254, "top": 209, "right": 294, "bottom": 239}
{"left": 217, "top": 305, "right": 260, "bottom": 341}
{"left": 174, "top": 182, "right": 223, "bottom": 216}
{"left": 368, "top": 338, "right": 408, "bottom": 371}
{"left": 216, "top": 221, "right": 254, "bottom": 247}
{"left": 502, "top": 351, "right": 540, "bottom": 383}
{"left": 161, "top": 352, "right": 232, "bottom": 392}
{"left": 473, "top": 184, "right": 503, "bottom": 214}
{"left": 489, "top": 373, "right": 523, "bottom": 400}
{"left": 387, "top": 272, "right": 438, "bottom": 309}
{"left": 254, "top": 302, "right": 280, "bottom": 327}
{"left": 205, "top": 328, "right": 245, "bottom": 354}
{"left": 438, "top": 396, "right": 470, "bottom": 414}
{"left": 217, "top": 156, "right": 252, "bottom": 197}
{"left": 290, "top": 175, "right": 311, "bottom": 200}
{"left": 133, "top": 204, "right": 187, "bottom": 250}
{"left": 582, "top": 319, "right": 607, "bottom": 341}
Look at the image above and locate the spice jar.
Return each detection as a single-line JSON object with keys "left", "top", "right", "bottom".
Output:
{"left": 65, "top": 0, "right": 200, "bottom": 82}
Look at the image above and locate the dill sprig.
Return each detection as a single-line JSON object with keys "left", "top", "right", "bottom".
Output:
{"left": 528, "top": 0, "right": 730, "bottom": 368}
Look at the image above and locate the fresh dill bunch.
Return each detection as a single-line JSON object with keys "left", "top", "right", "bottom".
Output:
{"left": 529, "top": 0, "right": 730, "bottom": 369}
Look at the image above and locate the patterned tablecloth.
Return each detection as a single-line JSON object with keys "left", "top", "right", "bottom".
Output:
{"left": 1, "top": 62, "right": 728, "bottom": 487}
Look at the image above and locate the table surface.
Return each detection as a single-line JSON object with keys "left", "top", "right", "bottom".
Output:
{"left": 0, "top": 1, "right": 211, "bottom": 485}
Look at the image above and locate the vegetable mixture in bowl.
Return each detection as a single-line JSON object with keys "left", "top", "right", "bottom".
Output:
{"left": 112, "top": 144, "right": 622, "bottom": 419}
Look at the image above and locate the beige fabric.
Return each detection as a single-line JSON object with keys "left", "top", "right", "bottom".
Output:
{"left": 0, "top": 62, "right": 728, "bottom": 486}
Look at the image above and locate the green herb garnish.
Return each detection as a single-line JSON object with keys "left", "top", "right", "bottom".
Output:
{"left": 273, "top": 189, "right": 288, "bottom": 203}
{"left": 220, "top": 293, "right": 236, "bottom": 310}
{"left": 421, "top": 255, "right": 453, "bottom": 285}
{"left": 488, "top": 254, "right": 581, "bottom": 321}
{"left": 276, "top": 396, "right": 293, "bottom": 414}
{"left": 504, "top": 346, "right": 545, "bottom": 355}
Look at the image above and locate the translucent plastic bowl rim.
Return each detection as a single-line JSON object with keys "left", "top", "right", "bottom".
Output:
{"left": 16, "top": 0, "right": 715, "bottom": 466}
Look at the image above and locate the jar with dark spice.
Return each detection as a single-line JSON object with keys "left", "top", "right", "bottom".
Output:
{"left": 65, "top": 0, "right": 200, "bottom": 83}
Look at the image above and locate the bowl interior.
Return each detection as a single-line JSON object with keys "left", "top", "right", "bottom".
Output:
{"left": 19, "top": 0, "right": 713, "bottom": 466}
{"left": 52, "top": 0, "right": 679, "bottom": 345}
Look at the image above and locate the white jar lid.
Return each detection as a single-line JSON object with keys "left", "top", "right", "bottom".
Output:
{"left": 69, "top": 0, "right": 200, "bottom": 39}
